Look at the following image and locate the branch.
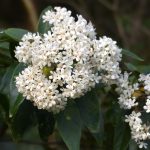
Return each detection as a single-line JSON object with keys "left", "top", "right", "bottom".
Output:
{"left": 22, "top": 0, "right": 38, "bottom": 31}
{"left": 98, "top": 0, "right": 116, "bottom": 11}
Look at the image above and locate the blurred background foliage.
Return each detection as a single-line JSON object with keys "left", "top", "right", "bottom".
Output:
{"left": 0, "top": 0, "right": 149, "bottom": 150}
{"left": 0, "top": 0, "right": 149, "bottom": 64}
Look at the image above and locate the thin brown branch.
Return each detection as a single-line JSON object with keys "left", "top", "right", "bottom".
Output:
{"left": 22, "top": 0, "right": 38, "bottom": 31}
{"left": 98, "top": 0, "right": 116, "bottom": 11}
{"left": 142, "top": 27, "right": 150, "bottom": 37}
{"left": 113, "top": 14, "right": 129, "bottom": 48}
{"left": 113, "top": 0, "right": 129, "bottom": 48}
{"left": 130, "top": 0, "right": 147, "bottom": 44}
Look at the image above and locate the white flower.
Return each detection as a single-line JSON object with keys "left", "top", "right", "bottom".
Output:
{"left": 144, "top": 96, "right": 150, "bottom": 113}
{"left": 125, "top": 111, "right": 150, "bottom": 148}
{"left": 139, "top": 142, "right": 148, "bottom": 149}
{"left": 116, "top": 72, "right": 139, "bottom": 109}
{"left": 92, "top": 36, "right": 122, "bottom": 84}
{"left": 117, "top": 73, "right": 150, "bottom": 148}
{"left": 139, "top": 74, "right": 150, "bottom": 94}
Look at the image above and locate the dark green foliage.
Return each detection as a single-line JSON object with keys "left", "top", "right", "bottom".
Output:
{"left": 122, "top": 49, "right": 144, "bottom": 62}
{"left": 36, "top": 109, "right": 55, "bottom": 141}
{"left": 76, "top": 90, "right": 100, "bottom": 133}
{"left": 4, "top": 28, "right": 28, "bottom": 42}
{"left": 56, "top": 102, "right": 82, "bottom": 150}
{"left": 11, "top": 100, "right": 36, "bottom": 140}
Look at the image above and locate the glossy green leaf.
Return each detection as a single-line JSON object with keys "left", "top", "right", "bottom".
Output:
{"left": 11, "top": 100, "right": 36, "bottom": 140}
{"left": 9, "top": 63, "right": 25, "bottom": 116}
{"left": 125, "top": 63, "right": 138, "bottom": 72}
{"left": 0, "top": 67, "right": 7, "bottom": 83}
{"left": 113, "top": 123, "right": 131, "bottom": 150}
{"left": 92, "top": 111, "right": 104, "bottom": 142}
{"left": 0, "top": 42, "right": 9, "bottom": 50}
{"left": 0, "top": 93, "right": 9, "bottom": 119}
{"left": 122, "top": 49, "right": 144, "bottom": 61}
{"left": 38, "top": 6, "right": 52, "bottom": 34}
{"left": 129, "top": 140, "right": 138, "bottom": 150}
{"left": 76, "top": 90, "right": 100, "bottom": 133}
{"left": 0, "top": 42, "right": 11, "bottom": 58}
{"left": 0, "top": 54, "right": 12, "bottom": 66}
{"left": 0, "top": 31, "right": 10, "bottom": 42}
{"left": 0, "top": 42, "right": 12, "bottom": 64}
{"left": 137, "top": 65, "right": 150, "bottom": 74}
{"left": 56, "top": 102, "right": 82, "bottom": 150}
{"left": 0, "top": 63, "right": 17, "bottom": 95}
{"left": 36, "top": 110, "right": 55, "bottom": 141}
{"left": 0, "top": 63, "right": 26, "bottom": 117}
{"left": 4, "top": 28, "right": 28, "bottom": 42}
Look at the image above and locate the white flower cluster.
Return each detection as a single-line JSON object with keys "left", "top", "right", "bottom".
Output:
{"left": 139, "top": 74, "right": 150, "bottom": 113}
{"left": 116, "top": 72, "right": 139, "bottom": 109}
{"left": 117, "top": 73, "right": 150, "bottom": 149}
{"left": 15, "top": 7, "right": 122, "bottom": 113}
{"left": 125, "top": 111, "right": 150, "bottom": 149}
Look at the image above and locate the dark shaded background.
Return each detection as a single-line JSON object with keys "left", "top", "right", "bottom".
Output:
{"left": 0, "top": 0, "right": 149, "bottom": 65}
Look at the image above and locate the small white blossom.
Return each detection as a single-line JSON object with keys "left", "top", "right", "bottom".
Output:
{"left": 116, "top": 72, "right": 139, "bottom": 109}
{"left": 125, "top": 111, "right": 150, "bottom": 148}
{"left": 117, "top": 72, "right": 150, "bottom": 148}
{"left": 144, "top": 96, "right": 150, "bottom": 113}
{"left": 139, "top": 74, "right": 150, "bottom": 94}
{"left": 139, "top": 142, "right": 148, "bottom": 149}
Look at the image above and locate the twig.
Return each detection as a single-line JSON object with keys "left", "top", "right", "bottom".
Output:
{"left": 22, "top": 0, "right": 38, "bottom": 31}
{"left": 98, "top": 0, "right": 116, "bottom": 11}
{"left": 142, "top": 27, "right": 150, "bottom": 37}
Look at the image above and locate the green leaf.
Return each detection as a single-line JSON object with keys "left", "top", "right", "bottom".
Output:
{"left": 4, "top": 28, "right": 28, "bottom": 42}
{"left": 0, "top": 42, "right": 9, "bottom": 50}
{"left": 0, "top": 63, "right": 26, "bottom": 117}
{"left": 11, "top": 100, "right": 36, "bottom": 140}
{"left": 0, "top": 63, "right": 17, "bottom": 94}
{"left": 129, "top": 140, "right": 138, "bottom": 150}
{"left": 137, "top": 65, "right": 150, "bottom": 74}
{"left": 36, "top": 110, "right": 55, "bottom": 141}
{"left": 76, "top": 90, "right": 100, "bottom": 133}
{"left": 92, "top": 111, "right": 104, "bottom": 142}
{"left": 0, "top": 53, "right": 13, "bottom": 66}
{"left": 113, "top": 122, "right": 131, "bottom": 150}
{"left": 38, "top": 6, "right": 53, "bottom": 34}
{"left": 9, "top": 63, "right": 25, "bottom": 116}
{"left": 9, "top": 42, "right": 18, "bottom": 60}
{"left": 56, "top": 102, "right": 82, "bottom": 150}
{"left": 0, "top": 31, "right": 10, "bottom": 42}
{"left": 125, "top": 63, "right": 138, "bottom": 72}
{"left": 0, "top": 93, "right": 9, "bottom": 120}
{"left": 0, "top": 67, "right": 7, "bottom": 83}
{"left": 0, "top": 42, "right": 11, "bottom": 58}
{"left": 122, "top": 49, "right": 144, "bottom": 61}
